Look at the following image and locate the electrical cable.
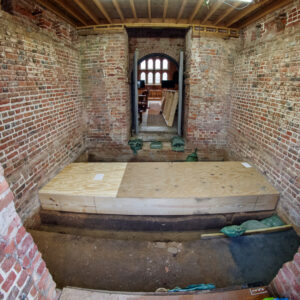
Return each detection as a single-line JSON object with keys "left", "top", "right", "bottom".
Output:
{"left": 222, "top": 1, "right": 252, "bottom": 10}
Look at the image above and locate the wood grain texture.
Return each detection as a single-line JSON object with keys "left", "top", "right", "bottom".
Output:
{"left": 39, "top": 162, "right": 279, "bottom": 216}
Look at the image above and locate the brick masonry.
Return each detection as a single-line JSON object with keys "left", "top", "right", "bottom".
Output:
{"left": 227, "top": 0, "right": 300, "bottom": 227}
{"left": 184, "top": 29, "right": 239, "bottom": 151}
{"left": 269, "top": 246, "right": 300, "bottom": 300}
{"left": 0, "top": 164, "right": 57, "bottom": 299}
{"left": 0, "top": 1, "right": 85, "bottom": 224}
{"left": 78, "top": 31, "right": 130, "bottom": 148}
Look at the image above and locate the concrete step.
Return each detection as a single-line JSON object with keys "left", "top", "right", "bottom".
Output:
{"left": 135, "top": 131, "right": 177, "bottom": 142}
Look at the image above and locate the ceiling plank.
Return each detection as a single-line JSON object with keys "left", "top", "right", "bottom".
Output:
{"left": 225, "top": 0, "right": 271, "bottom": 27}
{"left": 35, "top": 0, "right": 77, "bottom": 26}
{"left": 202, "top": 0, "right": 224, "bottom": 24}
{"left": 92, "top": 0, "right": 112, "bottom": 24}
{"left": 73, "top": 0, "right": 99, "bottom": 24}
{"left": 112, "top": 0, "right": 124, "bottom": 22}
{"left": 130, "top": 0, "right": 138, "bottom": 20}
{"left": 163, "top": 0, "right": 168, "bottom": 22}
{"left": 239, "top": 0, "right": 293, "bottom": 28}
{"left": 214, "top": 1, "right": 240, "bottom": 25}
{"left": 52, "top": 0, "right": 89, "bottom": 25}
{"left": 176, "top": 0, "right": 188, "bottom": 23}
{"left": 189, "top": 0, "right": 204, "bottom": 23}
{"left": 148, "top": 0, "right": 151, "bottom": 22}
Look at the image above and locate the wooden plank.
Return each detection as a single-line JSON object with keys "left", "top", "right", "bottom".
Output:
{"left": 214, "top": 2, "right": 240, "bottom": 25}
{"left": 39, "top": 163, "right": 127, "bottom": 197}
{"left": 201, "top": 225, "right": 293, "bottom": 239}
{"left": 92, "top": 0, "right": 112, "bottom": 24}
{"left": 202, "top": 0, "right": 224, "bottom": 24}
{"left": 163, "top": 0, "right": 168, "bottom": 22}
{"left": 189, "top": 0, "right": 205, "bottom": 23}
{"left": 148, "top": 0, "right": 151, "bottom": 22}
{"left": 176, "top": 0, "right": 188, "bottom": 23}
{"left": 167, "top": 91, "right": 178, "bottom": 127}
{"left": 130, "top": 0, "right": 138, "bottom": 21}
{"left": 39, "top": 162, "right": 279, "bottom": 216}
{"left": 74, "top": 0, "right": 99, "bottom": 24}
{"left": 112, "top": 0, "right": 125, "bottom": 22}
{"left": 60, "top": 286, "right": 270, "bottom": 300}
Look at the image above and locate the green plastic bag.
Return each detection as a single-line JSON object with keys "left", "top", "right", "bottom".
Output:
{"left": 260, "top": 215, "right": 285, "bottom": 227}
{"left": 186, "top": 148, "right": 198, "bottom": 162}
{"left": 220, "top": 225, "right": 246, "bottom": 237}
{"left": 171, "top": 136, "right": 185, "bottom": 152}
{"left": 168, "top": 283, "right": 215, "bottom": 292}
{"left": 150, "top": 141, "right": 162, "bottom": 149}
{"left": 128, "top": 139, "right": 143, "bottom": 154}
{"left": 240, "top": 220, "right": 268, "bottom": 231}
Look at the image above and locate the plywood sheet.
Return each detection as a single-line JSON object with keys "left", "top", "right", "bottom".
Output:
{"left": 39, "top": 162, "right": 279, "bottom": 216}
{"left": 118, "top": 162, "right": 278, "bottom": 199}
{"left": 40, "top": 163, "right": 127, "bottom": 197}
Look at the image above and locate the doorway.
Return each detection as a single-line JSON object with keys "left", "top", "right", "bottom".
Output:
{"left": 132, "top": 52, "right": 184, "bottom": 137}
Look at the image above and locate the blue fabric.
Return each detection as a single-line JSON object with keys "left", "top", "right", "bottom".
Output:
{"left": 168, "top": 284, "right": 215, "bottom": 292}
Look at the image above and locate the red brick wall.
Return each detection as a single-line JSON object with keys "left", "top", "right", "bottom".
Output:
{"left": 269, "top": 247, "right": 300, "bottom": 300}
{"left": 228, "top": 0, "right": 300, "bottom": 227}
{"left": 0, "top": 164, "right": 57, "bottom": 299}
{"left": 184, "top": 29, "right": 239, "bottom": 150}
{"left": 79, "top": 31, "right": 130, "bottom": 148}
{"left": 0, "top": 2, "right": 85, "bottom": 224}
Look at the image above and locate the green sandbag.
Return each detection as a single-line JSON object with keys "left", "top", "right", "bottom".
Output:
{"left": 128, "top": 139, "right": 143, "bottom": 154}
{"left": 150, "top": 141, "right": 162, "bottom": 149}
{"left": 168, "top": 283, "right": 216, "bottom": 292}
{"left": 240, "top": 220, "right": 268, "bottom": 230}
{"left": 171, "top": 136, "right": 185, "bottom": 152}
{"left": 220, "top": 225, "right": 246, "bottom": 237}
{"left": 186, "top": 148, "right": 198, "bottom": 162}
{"left": 261, "top": 215, "right": 285, "bottom": 227}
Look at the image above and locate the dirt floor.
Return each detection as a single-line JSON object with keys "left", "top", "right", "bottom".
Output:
{"left": 30, "top": 228, "right": 300, "bottom": 292}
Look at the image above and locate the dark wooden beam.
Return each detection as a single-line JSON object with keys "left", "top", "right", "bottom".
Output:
{"left": 189, "top": 0, "right": 204, "bottom": 23}
{"left": 36, "top": 0, "right": 77, "bottom": 26}
{"left": 225, "top": 0, "right": 271, "bottom": 27}
{"left": 112, "top": 0, "right": 125, "bottom": 22}
{"left": 130, "top": 0, "right": 138, "bottom": 21}
{"left": 214, "top": 1, "right": 240, "bottom": 25}
{"left": 92, "top": 0, "right": 112, "bottom": 24}
{"left": 52, "top": 0, "right": 89, "bottom": 25}
{"left": 163, "top": 0, "right": 168, "bottom": 22}
{"left": 239, "top": 0, "right": 293, "bottom": 28}
{"left": 148, "top": 0, "right": 151, "bottom": 22}
{"left": 74, "top": 0, "right": 99, "bottom": 24}
{"left": 176, "top": 0, "right": 188, "bottom": 23}
{"left": 202, "top": 0, "right": 224, "bottom": 24}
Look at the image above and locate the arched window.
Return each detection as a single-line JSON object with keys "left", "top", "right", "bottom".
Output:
{"left": 155, "top": 72, "right": 161, "bottom": 84}
{"left": 147, "top": 72, "right": 153, "bottom": 84}
{"left": 155, "top": 59, "right": 161, "bottom": 70}
{"left": 140, "top": 60, "right": 146, "bottom": 70}
{"left": 162, "top": 72, "right": 168, "bottom": 81}
{"left": 140, "top": 72, "right": 146, "bottom": 81}
{"left": 148, "top": 59, "right": 153, "bottom": 70}
{"left": 162, "top": 59, "right": 168, "bottom": 70}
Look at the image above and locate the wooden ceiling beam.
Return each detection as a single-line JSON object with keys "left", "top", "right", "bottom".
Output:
{"left": 52, "top": 0, "right": 89, "bottom": 25}
{"left": 112, "top": 0, "right": 124, "bottom": 22}
{"left": 130, "top": 0, "right": 138, "bottom": 20}
{"left": 148, "top": 0, "right": 151, "bottom": 22}
{"left": 225, "top": 0, "right": 271, "bottom": 27}
{"left": 74, "top": 0, "right": 99, "bottom": 24}
{"left": 189, "top": 0, "right": 204, "bottom": 23}
{"left": 163, "top": 0, "right": 168, "bottom": 22}
{"left": 202, "top": 0, "right": 224, "bottom": 24}
{"left": 176, "top": 0, "right": 188, "bottom": 23}
{"left": 92, "top": 0, "right": 112, "bottom": 24}
{"left": 35, "top": 0, "right": 77, "bottom": 26}
{"left": 239, "top": 0, "right": 293, "bottom": 28}
{"left": 214, "top": 1, "right": 240, "bottom": 25}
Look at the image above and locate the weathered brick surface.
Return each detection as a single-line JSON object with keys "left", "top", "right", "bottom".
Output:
{"left": 228, "top": 0, "right": 300, "bottom": 227}
{"left": 270, "top": 247, "right": 300, "bottom": 300}
{"left": 78, "top": 31, "right": 130, "bottom": 147}
{"left": 184, "top": 29, "right": 239, "bottom": 150}
{"left": 0, "top": 2, "right": 85, "bottom": 223}
{"left": 0, "top": 164, "right": 56, "bottom": 299}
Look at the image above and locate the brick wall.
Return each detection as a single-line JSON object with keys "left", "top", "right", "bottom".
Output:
{"left": 184, "top": 29, "right": 239, "bottom": 151}
{"left": 269, "top": 246, "right": 300, "bottom": 300}
{"left": 0, "top": 3, "right": 85, "bottom": 224}
{"left": 78, "top": 31, "right": 130, "bottom": 148}
{"left": 0, "top": 164, "right": 57, "bottom": 299}
{"left": 228, "top": 0, "right": 300, "bottom": 227}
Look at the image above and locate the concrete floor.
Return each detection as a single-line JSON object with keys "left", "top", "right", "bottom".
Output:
{"left": 30, "top": 228, "right": 300, "bottom": 292}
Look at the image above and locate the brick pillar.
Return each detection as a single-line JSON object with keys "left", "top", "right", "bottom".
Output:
{"left": 0, "top": 165, "right": 57, "bottom": 299}
{"left": 269, "top": 247, "right": 300, "bottom": 300}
